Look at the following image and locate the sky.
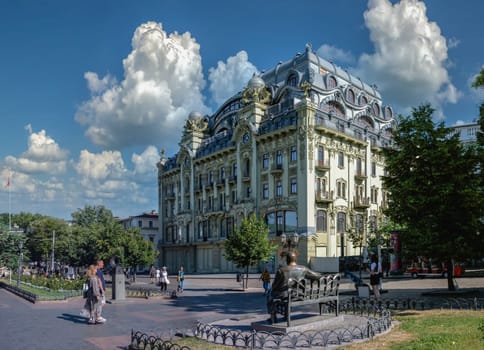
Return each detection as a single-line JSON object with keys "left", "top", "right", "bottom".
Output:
{"left": 0, "top": 0, "right": 483, "bottom": 221}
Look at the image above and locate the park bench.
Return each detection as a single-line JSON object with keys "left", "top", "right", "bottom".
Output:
{"left": 269, "top": 273, "right": 340, "bottom": 326}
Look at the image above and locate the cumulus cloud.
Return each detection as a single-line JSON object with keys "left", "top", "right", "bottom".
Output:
{"left": 75, "top": 21, "right": 209, "bottom": 152}
{"left": 132, "top": 145, "right": 160, "bottom": 176}
{"left": 76, "top": 149, "right": 127, "bottom": 183}
{"left": 208, "top": 51, "right": 258, "bottom": 106}
{"left": 4, "top": 126, "right": 68, "bottom": 174}
{"left": 316, "top": 44, "right": 355, "bottom": 65}
{"left": 355, "top": 0, "right": 460, "bottom": 112}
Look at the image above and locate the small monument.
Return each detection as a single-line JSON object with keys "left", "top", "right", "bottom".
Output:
{"left": 110, "top": 256, "right": 126, "bottom": 300}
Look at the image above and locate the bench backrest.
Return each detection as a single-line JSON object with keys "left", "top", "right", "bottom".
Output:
{"left": 288, "top": 273, "right": 340, "bottom": 300}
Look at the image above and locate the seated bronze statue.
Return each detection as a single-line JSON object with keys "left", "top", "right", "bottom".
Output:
{"left": 267, "top": 251, "right": 321, "bottom": 313}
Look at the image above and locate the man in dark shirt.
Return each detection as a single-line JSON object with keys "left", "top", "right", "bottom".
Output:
{"left": 96, "top": 259, "right": 107, "bottom": 322}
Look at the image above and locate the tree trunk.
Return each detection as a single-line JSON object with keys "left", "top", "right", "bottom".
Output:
{"left": 446, "top": 259, "right": 455, "bottom": 291}
{"left": 244, "top": 266, "right": 249, "bottom": 291}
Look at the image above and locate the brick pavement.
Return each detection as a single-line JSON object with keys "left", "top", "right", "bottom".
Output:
{"left": 1, "top": 273, "right": 483, "bottom": 350}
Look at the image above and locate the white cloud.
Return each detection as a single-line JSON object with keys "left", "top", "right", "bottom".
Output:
{"left": 75, "top": 21, "right": 209, "bottom": 152}
{"left": 132, "top": 145, "right": 160, "bottom": 176}
{"left": 75, "top": 149, "right": 127, "bottom": 182}
{"left": 316, "top": 44, "right": 355, "bottom": 64}
{"left": 208, "top": 50, "right": 258, "bottom": 106}
{"left": 3, "top": 127, "right": 68, "bottom": 174}
{"left": 355, "top": 0, "right": 460, "bottom": 112}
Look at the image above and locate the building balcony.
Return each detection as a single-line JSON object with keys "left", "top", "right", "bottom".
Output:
{"left": 228, "top": 175, "right": 237, "bottom": 184}
{"left": 270, "top": 164, "right": 283, "bottom": 175}
{"left": 353, "top": 196, "right": 370, "bottom": 208}
{"left": 315, "top": 159, "right": 330, "bottom": 171}
{"left": 315, "top": 190, "right": 334, "bottom": 203}
{"left": 216, "top": 178, "right": 225, "bottom": 187}
{"left": 354, "top": 170, "right": 367, "bottom": 180}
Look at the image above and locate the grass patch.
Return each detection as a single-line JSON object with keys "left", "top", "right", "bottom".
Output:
{"left": 341, "top": 310, "right": 484, "bottom": 350}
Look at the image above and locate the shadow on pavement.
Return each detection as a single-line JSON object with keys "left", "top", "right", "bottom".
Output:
{"left": 57, "top": 313, "right": 89, "bottom": 324}
{"left": 166, "top": 291, "right": 267, "bottom": 317}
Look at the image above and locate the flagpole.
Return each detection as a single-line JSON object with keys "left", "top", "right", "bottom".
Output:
{"left": 8, "top": 180, "right": 11, "bottom": 231}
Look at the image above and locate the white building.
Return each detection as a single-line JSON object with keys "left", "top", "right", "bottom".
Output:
{"left": 157, "top": 45, "right": 396, "bottom": 273}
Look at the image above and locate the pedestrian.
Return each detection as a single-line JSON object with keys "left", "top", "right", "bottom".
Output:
{"left": 160, "top": 266, "right": 169, "bottom": 292}
{"left": 369, "top": 255, "right": 380, "bottom": 301}
{"left": 96, "top": 259, "right": 107, "bottom": 317}
{"left": 84, "top": 264, "right": 105, "bottom": 325}
{"left": 177, "top": 266, "right": 185, "bottom": 292}
{"left": 378, "top": 257, "right": 384, "bottom": 292}
{"left": 155, "top": 267, "right": 161, "bottom": 285}
{"left": 259, "top": 267, "right": 271, "bottom": 294}
{"left": 149, "top": 265, "right": 156, "bottom": 284}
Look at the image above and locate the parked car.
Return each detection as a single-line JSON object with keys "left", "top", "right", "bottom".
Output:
{"left": 405, "top": 260, "right": 464, "bottom": 278}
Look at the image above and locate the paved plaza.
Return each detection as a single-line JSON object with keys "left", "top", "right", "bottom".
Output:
{"left": 1, "top": 273, "right": 483, "bottom": 350}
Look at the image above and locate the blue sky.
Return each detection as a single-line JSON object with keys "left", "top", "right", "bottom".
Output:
{"left": 0, "top": 0, "right": 483, "bottom": 221}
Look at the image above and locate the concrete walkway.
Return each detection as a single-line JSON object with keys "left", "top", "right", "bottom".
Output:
{"left": 1, "top": 273, "right": 483, "bottom": 350}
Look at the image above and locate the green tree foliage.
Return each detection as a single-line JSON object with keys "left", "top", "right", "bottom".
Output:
{"left": 0, "top": 231, "right": 25, "bottom": 271}
{"left": 382, "top": 104, "right": 483, "bottom": 290}
{"left": 224, "top": 214, "right": 276, "bottom": 290}
{"left": 26, "top": 216, "right": 68, "bottom": 264}
{"left": 71, "top": 205, "right": 156, "bottom": 271}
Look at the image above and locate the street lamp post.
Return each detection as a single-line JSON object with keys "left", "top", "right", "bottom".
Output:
{"left": 17, "top": 241, "right": 23, "bottom": 288}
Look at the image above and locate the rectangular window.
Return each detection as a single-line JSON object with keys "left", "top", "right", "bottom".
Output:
{"left": 220, "top": 166, "right": 225, "bottom": 180}
{"left": 338, "top": 152, "right": 344, "bottom": 168}
{"left": 226, "top": 217, "right": 234, "bottom": 237}
{"left": 209, "top": 170, "right": 214, "bottom": 185}
{"left": 290, "top": 146, "right": 297, "bottom": 161}
{"left": 371, "top": 161, "right": 376, "bottom": 177}
{"left": 276, "top": 181, "right": 282, "bottom": 197}
{"left": 263, "top": 154, "right": 269, "bottom": 169}
{"left": 318, "top": 146, "right": 324, "bottom": 161}
{"left": 316, "top": 210, "right": 327, "bottom": 232}
{"left": 263, "top": 183, "right": 269, "bottom": 199}
{"left": 290, "top": 178, "right": 297, "bottom": 194}
{"left": 276, "top": 150, "right": 283, "bottom": 166}
{"left": 138, "top": 220, "right": 142, "bottom": 228}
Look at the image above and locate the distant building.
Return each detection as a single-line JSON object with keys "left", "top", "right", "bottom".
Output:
{"left": 157, "top": 45, "right": 397, "bottom": 273}
{"left": 119, "top": 210, "right": 160, "bottom": 248}
{"left": 449, "top": 121, "right": 480, "bottom": 144}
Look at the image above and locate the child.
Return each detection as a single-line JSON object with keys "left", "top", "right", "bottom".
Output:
{"left": 259, "top": 267, "right": 271, "bottom": 295}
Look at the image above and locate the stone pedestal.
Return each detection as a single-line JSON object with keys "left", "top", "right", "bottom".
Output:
{"left": 112, "top": 266, "right": 126, "bottom": 300}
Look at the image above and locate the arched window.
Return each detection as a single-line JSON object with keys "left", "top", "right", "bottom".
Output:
{"left": 327, "top": 76, "right": 337, "bottom": 89}
{"left": 316, "top": 210, "right": 327, "bottom": 232}
{"left": 347, "top": 89, "right": 355, "bottom": 104}
{"left": 359, "top": 95, "right": 368, "bottom": 106}
{"left": 265, "top": 210, "right": 297, "bottom": 235}
{"left": 372, "top": 103, "right": 380, "bottom": 117}
{"left": 384, "top": 106, "right": 393, "bottom": 119}
{"left": 328, "top": 100, "right": 345, "bottom": 116}
{"left": 287, "top": 74, "right": 297, "bottom": 87}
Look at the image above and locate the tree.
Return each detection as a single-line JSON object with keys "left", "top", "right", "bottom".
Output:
{"left": 382, "top": 104, "right": 483, "bottom": 290}
{"left": 119, "top": 228, "right": 157, "bottom": 281}
{"left": 0, "top": 231, "right": 26, "bottom": 271}
{"left": 224, "top": 214, "right": 276, "bottom": 290}
{"left": 71, "top": 205, "right": 156, "bottom": 271}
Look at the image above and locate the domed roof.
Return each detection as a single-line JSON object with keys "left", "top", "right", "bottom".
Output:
{"left": 188, "top": 111, "right": 203, "bottom": 120}
{"left": 247, "top": 74, "right": 265, "bottom": 89}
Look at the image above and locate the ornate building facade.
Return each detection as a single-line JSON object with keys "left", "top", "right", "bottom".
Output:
{"left": 157, "top": 45, "right": 397, "bottom": 273}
